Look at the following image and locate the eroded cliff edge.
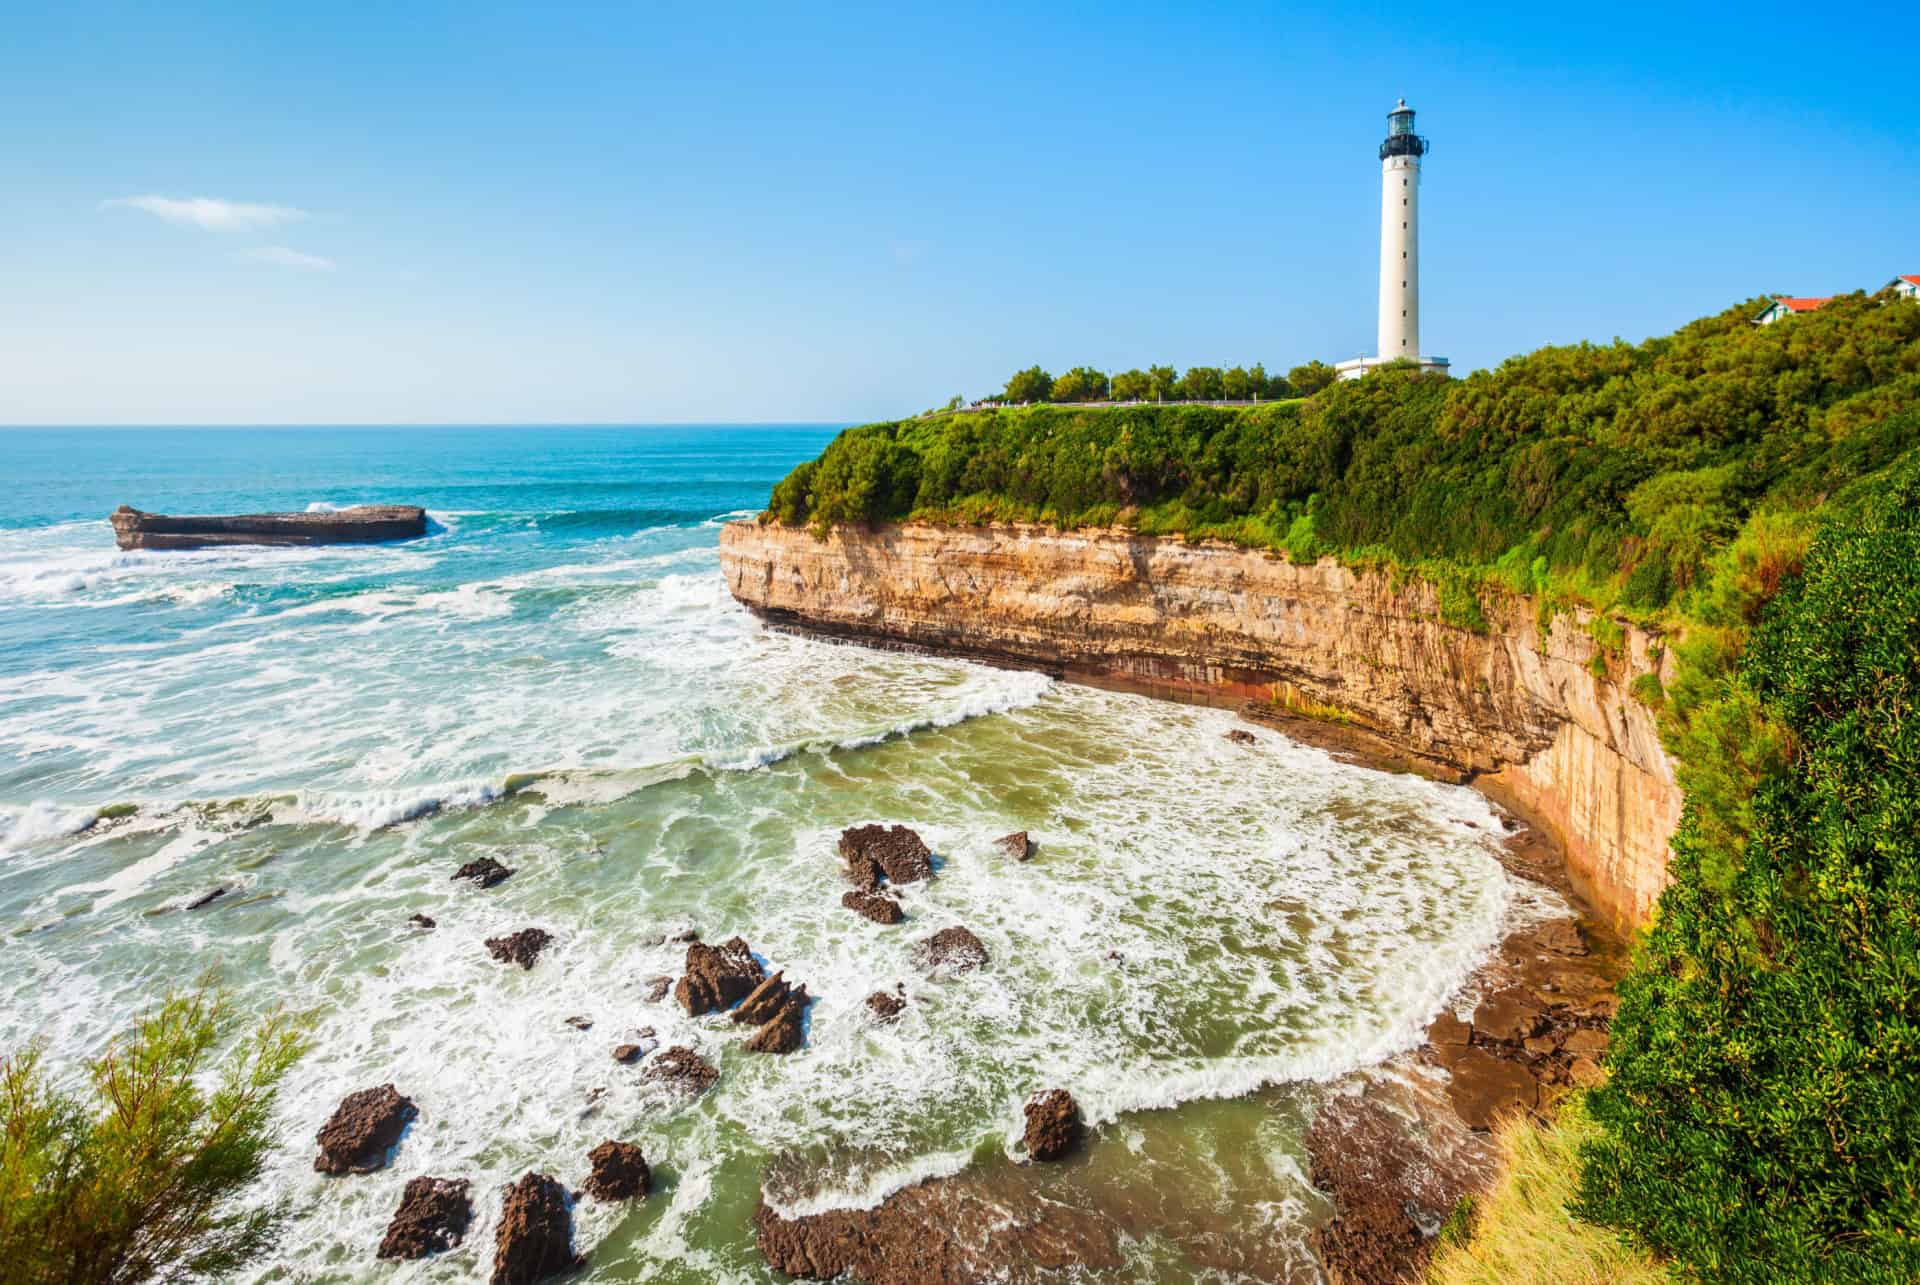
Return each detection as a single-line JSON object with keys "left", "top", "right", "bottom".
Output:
{"left": 720, "top": 519, "right": 1678, "bottom": 929}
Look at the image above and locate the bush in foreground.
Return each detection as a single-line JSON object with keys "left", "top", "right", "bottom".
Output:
{"left": 1577, "top": 456, "right": 1920, "bottom": 1281}
{"left": 0, "top": 987, "right": 307, "bottom": 1283}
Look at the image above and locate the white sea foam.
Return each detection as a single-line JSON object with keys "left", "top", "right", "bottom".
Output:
{"left": 0, "top": 800, "right": 99, "bottom": 851}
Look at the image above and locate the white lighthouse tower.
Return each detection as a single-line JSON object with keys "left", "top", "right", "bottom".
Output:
{"left": 1336, "top": 99, "right": 1449, "bottom": 380}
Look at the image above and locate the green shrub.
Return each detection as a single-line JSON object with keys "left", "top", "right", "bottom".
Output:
{"left": 0, "top": 986, "right": 308, "bottom": 1283}
{"left": 1577, "top": 454, "right": 1920, "bottom": 1282}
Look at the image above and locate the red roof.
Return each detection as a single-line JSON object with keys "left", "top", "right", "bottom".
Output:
{"left": 1901, "top": 275, "right": 1920, "bottom": 287}
{"left": 1773, "top": 296, "right": 1832, "bottom": 312}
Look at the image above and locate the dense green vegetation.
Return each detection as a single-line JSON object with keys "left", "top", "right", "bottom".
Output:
{"left": 0, "top": 987, "right": 307, "bottom": 1283}
{"left": 771, "top": 292, "right": 1920, "bottom": 627}
{"left": 1577, "top": 456, "right": 1920, "bottom": 1281}
{"left": 774, "top": 288, "right": 1920, "bottom": 1282}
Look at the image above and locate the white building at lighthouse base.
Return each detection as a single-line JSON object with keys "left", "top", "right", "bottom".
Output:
{"left": 1333, "top": 354, "right": 1451, "bottom": 381}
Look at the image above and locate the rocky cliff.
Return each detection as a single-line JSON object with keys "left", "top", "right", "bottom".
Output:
{"left": 720, "top": 519, "right": 1679, "bottom": 929}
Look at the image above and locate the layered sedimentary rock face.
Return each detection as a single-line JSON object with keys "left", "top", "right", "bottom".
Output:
{"left": 720, "top": 520, "right": 1679, "bottom": 929}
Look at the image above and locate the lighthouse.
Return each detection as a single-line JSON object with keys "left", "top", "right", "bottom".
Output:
{"left": 1336, "top": 99, "right": 1450, "bottom": 380}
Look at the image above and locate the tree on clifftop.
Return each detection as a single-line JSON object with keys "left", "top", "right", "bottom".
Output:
{"left": 1050, "top": 367, "right": 1108, "bottom": 402}
{"left": 1110, "top": 369, "right": 1151, "bottom": 402}
{"left": 1287, "top": 360, "right": 1337, "bottom": 396}
{"left": 1002, "top": 366, "right": 1053, "bottom": 403}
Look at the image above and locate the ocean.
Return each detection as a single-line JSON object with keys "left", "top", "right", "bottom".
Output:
{"left": 0, "top": 426, "right": 1548, "bottom": 1282}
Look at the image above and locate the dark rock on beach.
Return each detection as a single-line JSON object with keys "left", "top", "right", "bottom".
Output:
{"left": 314, "top": 1084, "right": 417, "bottom": 1175}
{"left": 1445, "top": 1046, "right": 1540, "bottom": 1130}
{"left": 453, "top": 856, "right": 515, "bottom": 889}
{"left": 1307, "top": 1088, "right": 1494, "bottom": 1285}
{"left": 838, "top": 824, "right": 934, "bottom": 889}
{"left": 377, "top": 1176, "right": 473, "bottom": 1259}
{"left": 914, "top": 926, "right": 988, "bottom": 973}
{"left": 1225, "top": 728, "right": 1258, "bottom": 746}
{"left": 994, "top": 831, "right": 1033, "bottom": 861}
{"left": 1472, "top": 987, "right": 1546, "bottom": 1043}
{"left": 408, "top": 913, "right": 437, "bottom": 930}
{"left": 612, "top": 1044, "right": 642, "bottom": 1063}
{"left": 583, "top": 1140, "right": 651, "bottom": 1201}
{"left": 485, "top": 928, "right": 553, "bottom": 969}
{"left": 184, "top": 887, "right": 226, "bottom": 911}
{"left": 641, "top": 1045, "right": 718, "bottom": 1095}
{"left": 751, "top": 1180, "right": 1122, "bottom": 1284}
{"left": 675, "top": 936, "right": 764, "bottom": 1015}
{"left": 866, "top": 990, "right": 906, "bottom": 1022}
{"left": 841, "top": 889, "right": 904, "bottom": 924}
{"left": 1023, "top": 1089, "right": 1082, "bottom": 1161}
{"left": 490, "top": 1172, "right": 581, "bottom": 1285}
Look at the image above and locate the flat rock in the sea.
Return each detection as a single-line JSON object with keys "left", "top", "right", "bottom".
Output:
{"left": 840, "top": 889, "right": 904, "bottom": 924}
{"left": 866, "top": 991, "right": 906, "bottom": 1022}
{"left": 914, "top": 926, "right": 988, "bottom": 974}
{"left": 110, "top": 503, "right": 428, "bottom": 551}
{"left": 314, "top": 1084, "right": 417, "bottom": 1175}
{"left": 641, "top": 1045, "right": 718, "bottom": 1095}
{"left": 408, "top": 913, "right": 437, "bottom": 930}
{"left": 485, "top": 928, "right": 553, "bottom": 969}
{"left": 837, "top": 824, "right": 934, "bottom": 888}
{"left": 644, "top": 975, "right": 673, "bottom": 1003}
{"left": 1224, "top": 728, "right": 1258, "bottom": 746}
{"left": 994, "top": 831, "right": 1033, "bottom": 861}
{"left": 583, "top": 1140, "right": 651, "bottom": 1201}
{"left": 377, "top": 1176, "right": 473, "bottom": 1259}
{"left": 676, "top": 936, "right": 763, "bottom": 1015}
{"left": 453, "top": 856, "right": 514, "bottom": 889}
{"left": 490, "top": 1172, "right": 581, "bottom": 1285}
{"left": 184, "top": 887, "right": 227, "bottom": 911}
{"left": 1426, "top": 1011, "right": 1471, "bottom": 1047}
{"left": 1023, "top": 1089, "right": 1082, "bottom": 1161}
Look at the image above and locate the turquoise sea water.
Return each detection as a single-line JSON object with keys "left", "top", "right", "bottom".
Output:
{"left": 0, "top": 426, "right": 1549, "bottom": 1282}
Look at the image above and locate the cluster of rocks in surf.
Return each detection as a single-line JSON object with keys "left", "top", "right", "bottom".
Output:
{"left": 312, "top": 1075, "right": 653, "bottom": 1278}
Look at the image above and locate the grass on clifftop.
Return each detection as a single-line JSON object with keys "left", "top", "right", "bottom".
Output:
{"left": 1425, "top": 1097, "right": 1665, "bottom": 1285}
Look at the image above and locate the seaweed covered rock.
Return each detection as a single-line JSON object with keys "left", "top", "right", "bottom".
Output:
{"left": 1022, "top": 1089, "right": 1082, "bottom": 1161}
{"left": 490, "top": 1172, "right": 580, "bottom": 1285}
{"left": 314, "top": 1084, "right": 416, "bottom": 1174}
{"left": 914, "top": 926, "right": 988, "bottom": 974}
{"left": 377, "top": 1176, "right": 472, "bottom": 1259}
{"left": 838, "top": 824, "right": 933, "bottom": 889}
{"left": 583, "top": 1140, "right": 651, "bottom": 1201}
{"left": 485, "top": 928, "right": 553, "bottom": 969}
{"left": 675, "top": 936, "right": 764, "bottom": 1015}
{"left": 841, "top": 889, "right": 904, "bottom": 923}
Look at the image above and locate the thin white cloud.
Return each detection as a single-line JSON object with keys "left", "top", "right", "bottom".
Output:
{"left": 234, "top": 246, "right": 336, "bottom": 272}
{"left": 101, "top": 195, "right": 309, "bottom": 232}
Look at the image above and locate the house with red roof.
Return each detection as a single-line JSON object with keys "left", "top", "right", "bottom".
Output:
{"left": 1887, "top": 274, "right": 1920, "bottom": 301}
{"left": 1754, "top": 296, "right": 1833, "bottom": 325}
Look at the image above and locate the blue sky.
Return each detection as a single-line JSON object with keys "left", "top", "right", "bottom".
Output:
{"left": 1, "top": 1, "right": 1910, "bottom": 424}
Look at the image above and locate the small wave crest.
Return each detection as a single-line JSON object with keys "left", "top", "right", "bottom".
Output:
{"left": 0, "top": 801, "right": 100, "bottom": 852}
